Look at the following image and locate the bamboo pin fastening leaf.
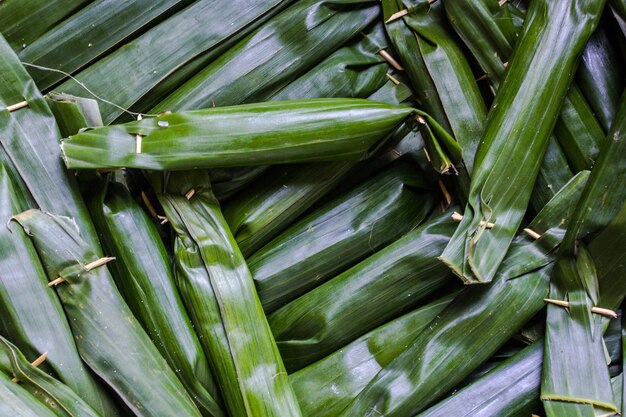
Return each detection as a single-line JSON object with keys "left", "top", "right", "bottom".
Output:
{"left": 378, "top": 50, "right": 404, "bottom": 71}
{"left": 11, "top": 352, "right": 48, "bottom": 382}
{"left": 47, "top": 257, "right": 115, "bottom": 286}
{"left": 543, "top": 298, "right": 618, "bottom": 318}
{"left": 386, "top": 73, "right": 401, "bottom": 85}
{"left": 135, "top": 114, "right": 143, "bottom": 154}
{"left": 451, "top": 212, "right": 495, "bottom": 228}
{"left": 6, "top": 101, "right": 28, "bottom": 112}
{"left": 524, "top": 228, "right": 542, "bottom": 240}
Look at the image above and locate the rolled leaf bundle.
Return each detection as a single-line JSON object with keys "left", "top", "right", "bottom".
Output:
{"left": 0, "top": 35, "right": 100, "bottom": 249}
{"left": 248, "top": 158, "right": 435, "bottom": 313}
{"left": 0, "top": 336, "right": 102, "bottom": 417}
{"left": 291, "top": 293, "right": 457, "bottom": 417}
{"left": 60, "top": 99, "right": 417, "bottom": 171}
{"left": 382, "top": 0, "right": 487, "bottom": 173}
{"left": 268, "top": 210, "right": 456, "bottom": 371}
{"left": 152, "top": 0, "right": 381, "bottom": 112}
{"left": 88, "top": 179, "right": 223, "bottom": 417}
{"left": 440, "top": 0, "right": 605, "bottom": 284}
{"left": 45, "top": 92, "right": 104, "bottom": 137}
{"left": 0, "top": 166, "right": 112, "bottom": 416}
{"left": 542, "top": 93, "right": 626, "bottom": 416}
{"left": 416, "top": 342, "right": 543, "bottom": 417}
{"left": 12, "top": 209, "right": 204, "bottom": 417}
{"left": 21, "top": 0, "right": 193, "bottom": 89}
{"left": 337, "top": 168, "right": 591, "bottom": 416}
{"left": 56, "top": 0, "right": 294, "bottom": 123}
{"left": 150, "top": 171, "right": 302, "bottom": 417}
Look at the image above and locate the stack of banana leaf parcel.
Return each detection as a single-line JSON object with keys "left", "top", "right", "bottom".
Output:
{"left": 0, "top": 0, "right": 625, "bottom": 415}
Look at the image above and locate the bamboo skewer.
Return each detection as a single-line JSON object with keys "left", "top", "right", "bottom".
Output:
{"left": 6, "top": 101, "right": 28, "bottom": 112}
{"left": 544, "top": 298, "right": 618, "bottom": 318}
{"left": 48, "top": 257, "right": 116, "bottom": 286}
{"left": 11, "top": 352, "right": 48, "bottom": 382}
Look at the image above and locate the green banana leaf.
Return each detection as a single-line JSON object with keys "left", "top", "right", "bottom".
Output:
{"left": 0, "top": 166, "right": 112, "bottom": 416}
{"left": 0, "top": 336, "right": 102, "bottom": 417}
{"left": 56, "top": 0, "right": 294, "bottom": 124}
{"left": 248, "top": 158, "right": 435, "bottom": 313}
{"left": 268, "top": 209, "right": 456, "bottom": 371}
{"left": 223, "top": 162, "right": 355, "bottom": 257}
{"left": 269, "top": 22, "right": 390, "bottom": 101}
{"left": 0, "top": 34, "right": 100, "bottom": 250}
{"left": 290, "top": 292, "right": 457, "bottom": 417}
{"left": 0, "top": 0, "right": 91, "bottom": 51}
{"left": 60, "top": 98, "right": 416, "bottom": 170}
{"left": 576, "top": 23, "right": 625, "bottom": 132}
{"left": 20, "top": 0, "right": 193, "bottom": 89}
{"left": 150, "top": 171, "right": 302, "bottom": 417}
{"left": 439, "top": 0, "right": 605, "bottom": 284}
{"left": 88, "top": 178, "right": 224, "bottom": 417}
{"left": 12, "top": 209, "right": 204, "bottom": 417}
{"left": 152, "top": 0, "right": 380, "bottom": 112}
{"left": 336, "top": 163, "right": 591, "bottom": 417}
{"left": 595, "top": 200, "right": 626, "bottom": 311}
{"left": 382, "top": 0, "right": 487, "bottom": 173}
{"left": 416, "top": 342, "right": 543, "bottom": 417}
{"left": 210, "top": 166, "right": 270, "bottom": 201}
{"left": 0, "top": 372, "right": 59, "bottom": 417}
{"left": 542, "top": 93, "right": 626, "bottom": 416}
{"left": 46, "top": 92, "right": 103, "bottom": 137}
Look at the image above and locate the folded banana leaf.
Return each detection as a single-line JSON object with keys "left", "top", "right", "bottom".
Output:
{"left": 268, "top": 210, "right": 456, "bottom": 371}
{"left": 269, "top": 22, "right": 390, "bottom": 101}
{"left": 416, "top": 342, "right": 543, "bottom": 417}
{"left": 336, "top": 167, "right": 590, "bottom": 416}
{"left": 248, "top": 158, "right": 435, "bottom": 313}
{"left": 576, "top": 22, "right": 625, "bottom": 132}
{"left": 223, "top": 162, "right": 355, "bottom": 257}
{"left": 0, "top": 35, "right": 100, "bottom": 250}
{"left": 55, "top": 0, "right": 294, "bottom": 124}
{"left": 150, "top": 171, "right": 302, "bottom": 417}
{"left": 61, "top": 98, "right": 418, "bottom": 170}
{"left": 152, "top": 0, "right": 380, "bottom": 112}
{"left": 595, "top": 200, "right": 626, "bottom": 312}
{"left": 0, "top": 336, "right": 102, "bottom": 417}
{"left": 0, "top": 166, "right": 113, "bottom": 416}
{"left": 444, "top": 0, "right": 604, "bottom": 175}
{"left": 439, "top": 0, "right": 605, "bottom": 284}
{"left": 46, "top": 92, "right": 103, "bottom": 137}
{"left": 0, "top": 372, "right": 59, "bottom": 417}
{"left": 20, "top": 0, "right": 193, "bottom": 89}
{"left": 290, "top": 292, "right": 457, "bottom": 417}
{"left": 88, "top": 179, "right": 223, "bottom": 417}
{"left": 12, "top": 210, "right": 204, "bottom": 417}
{"left": 542, "top": 93, "right": 626, "bottom": 416}
{"left": 382, "top": 0, "right": 487, "bottom": 173}
{"left": 0, "top": 0, "right": 91, "bottom": 51}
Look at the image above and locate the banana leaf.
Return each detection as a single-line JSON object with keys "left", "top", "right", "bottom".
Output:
{"left": 595, "top": 200, "right": 626, "bottom": 311}
{"left": 0, "top": 166, "right": 113, "bottom": 416}
{"left": 416, "top": 342, "right": 544, "bottom": 417}
{"left": 268, "top": 210, "right": 456, "bottom": 371}
{"left": 46, "top": 92, "right": 103, "bottom": 137}
{"left": 439, "top": 0, "right": 605, "bottom": 284}
{"left": 20, "top": 0, "right": 193, "bottom": 89}
{"left": 152, "top": 0, "right": 380, "bottom": 112}
{"left": 542, "top": 94, "right": 626, "bottom": 416}
{"left": 336, "top": 166, "right": 590, "bottom": 417}
{"left": 88, "top": 178, "right": 224, "bottom": 417}
{"left": 60, "top": 98, "right": 417, "bottom": 170}
{"left": 0, "top": 336, "right": 102, "bottom": 417}
{"left": 0, "top": 0, "right": 91, "bottom": 51}
{"left": 55, "top": 0, "right": 294, "bottom": 124}
{"left": 382, "top": 0, "right": 487, "bottom": 173}
{"left": 290, "top": 292, "right": 457, "bottom": 417}
{"left": 269, "top": 22, "right": 390, "bottom": 101}
{"left": 149, "top": 171, "right": 302, "bottom": 417}
{"left": 12, "top": 209, "right": 204, "bottom": 417}
{"left": 0, "top": 34, "right": 100, "bottom": 249}
{"left": 248, "top": 158, "right": 436, "bottom": 313}
{"left": 576, "top": 22, "right": 625, "bottom": 132}
{"left": 223, "top": 162, "right": 355, "bottom": 257}
{"left": 0, "top": 372, "right": 59, "bottom": 417}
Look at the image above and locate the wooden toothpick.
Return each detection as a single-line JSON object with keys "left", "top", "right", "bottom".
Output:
{"left": 544, "top": 298, "right": 618, "bottom": 318}
{"left": 451, "top": 212, "right": 495, "bottom": 228}
{"left": 7, "top": 101, "right": 28, "bottom": 112}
